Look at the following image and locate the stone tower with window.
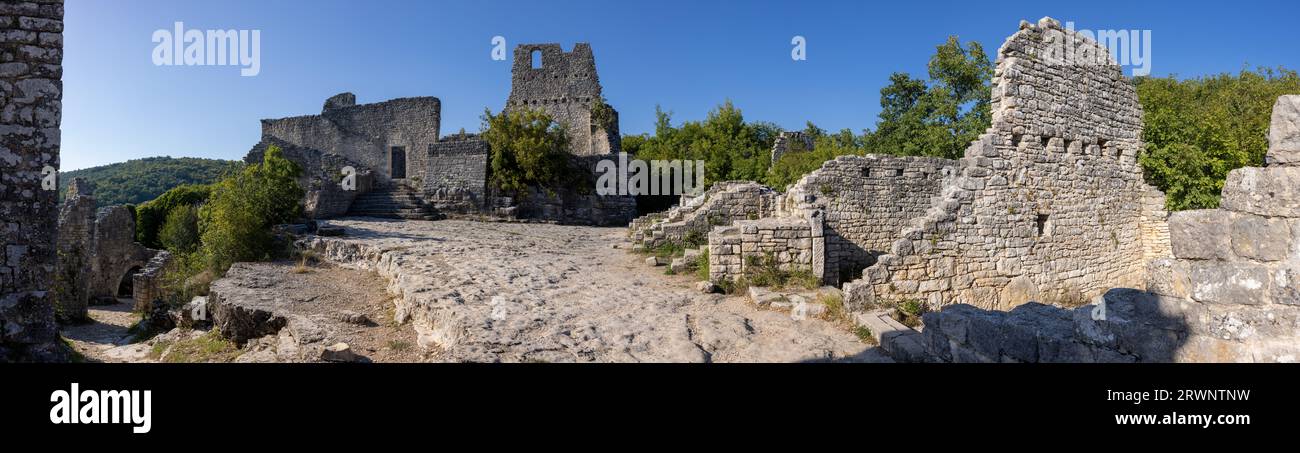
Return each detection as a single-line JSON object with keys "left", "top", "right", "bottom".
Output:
{"left": 506, "top": 43, "right": 620, "bottom": 156}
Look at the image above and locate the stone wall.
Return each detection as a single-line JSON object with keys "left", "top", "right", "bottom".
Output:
{"left": 769, "top": 131, "right": 814, "bottom": 167}
{"left": 845, "top": 17, "right": 1170, "bottom": 311}
{"left": 782, "top": 154, "right": 955, "bottom": 284}
{"left": 507, "top": 43, "right": 618, "bottom": 156}
{"left": 0, "top": 0, "right": 64, "bottom": 361}
{"left": 132, "top": 250, "right": 172, "bottom": 311}
{"left": 637, "top": 181, "right": 777, "bottom": 250}
{"left": 259, "top": 93, "right": 441, "bottom": 187}
{"left": 425, "top": 133, "right": 488, "bottom": 214}
{"left": 53, "top": 177, "right": 92, "bottom": 321}
{"left": 86, "top": 206, "right": 158, "bottom": 303}
{"left": 708, "top": 215, "right": 820, "bottom": 283}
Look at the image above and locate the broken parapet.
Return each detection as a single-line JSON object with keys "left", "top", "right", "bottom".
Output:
{"left": 54, "top": 178, "right": 95, "bottom": 321}
{"left": 1136, "top": 95, "right": 1300, "bottom": 361}
{"left": 769, "top": 131, "right": 815, "bottom": 166}
{"left": 636, "top": 181, "right": 777, "bottom": 250}
{"left": 132, "top": 251, "right": 173, "bottom": 312}
{"left": 844, "top": 17, "right": 1170, "bottom": 311}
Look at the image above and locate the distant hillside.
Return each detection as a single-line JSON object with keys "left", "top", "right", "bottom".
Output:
{"left": 59, "top": 156, "right": 242, "bottom": 207}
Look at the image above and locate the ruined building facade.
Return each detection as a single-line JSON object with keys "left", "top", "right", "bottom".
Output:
{"left": 0, "top": 0, "right": 65, "bottom": 361}
{"left": 506, "top": 43, "right": 620, "bottom": 156}
{"left": 844, "top": 18, "right": 1172, "bottom": 310}
{"left": 246, "top": 43, "right": 633, "bottom": 225}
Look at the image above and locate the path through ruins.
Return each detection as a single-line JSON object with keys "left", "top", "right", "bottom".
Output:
{"left": 306, "top": 219, "right": 889, "bottom": 363}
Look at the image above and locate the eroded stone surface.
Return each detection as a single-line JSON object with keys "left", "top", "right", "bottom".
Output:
{"left": 304, "top": 219, "right": 886, "bottom": 363}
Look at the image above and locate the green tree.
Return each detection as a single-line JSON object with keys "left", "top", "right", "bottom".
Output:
{"left": 866, "top": 36, "right": 993, "bottom": 159}
{"left": 481, "top": 107, "right": 574, "bottom": 194}
{"left": 630, "top": 101, "right": 776, "bottom": 186}
{"left": 1136, "top": 67, "right": 1300, "bottom": 210}
{"left": 198, "top": 145, "right": 303, "bottom": 272}
{"left": 136, "top": 184, "right": 213, "bottom": 248}
{"left": 159, "top": 204, "right": 200, "bottom": 253}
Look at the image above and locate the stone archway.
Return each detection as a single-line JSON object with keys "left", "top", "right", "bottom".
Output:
{"left": 117, "top": 266, "right": 142, "bottom": 299}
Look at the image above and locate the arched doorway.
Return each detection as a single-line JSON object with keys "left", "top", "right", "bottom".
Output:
{"left": 117, "top": 266, "right": 141, "bottom": 299}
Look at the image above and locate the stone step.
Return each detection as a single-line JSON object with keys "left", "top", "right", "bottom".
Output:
{"left": 852, "top": 310, "right": 929, "bottom": 363}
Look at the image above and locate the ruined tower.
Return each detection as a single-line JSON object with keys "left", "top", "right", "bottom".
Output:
{"left": 506, "top": 43, "right": 620, "bottom": 156}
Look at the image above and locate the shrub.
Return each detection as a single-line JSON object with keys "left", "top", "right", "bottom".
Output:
{"left": 136, "top": 184, "right": 213, "bottom": 248}
{"left": 198, "top": 145, "right": 303, "bottom": 273}
{"left": 159, "top": 204, "right": 200, "bottom": 253}
{"left": 743, "top": 252, "right": 820, "bottom": 290}
{"left": 481, "top": 107, "right": 576, "bottom": 194}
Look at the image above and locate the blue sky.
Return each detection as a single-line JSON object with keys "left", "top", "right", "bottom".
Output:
{"left": 61, "top": 0, "right": 1298, "bottom": 170}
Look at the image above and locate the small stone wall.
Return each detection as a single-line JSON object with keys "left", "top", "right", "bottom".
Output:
{"left": 638, "top": 181, "right": 776, "bottom": 249}
{"left": 132, "top": 250, "right": 172, "bottom": 311}
{"left": 782, "top": 154, "right": 955, "bottom": 284}
{"left": 425, "top": 133, "right": 488, "bottom": 214}
{"left": 708, "top": 214, "right": 821, "bottom": 283}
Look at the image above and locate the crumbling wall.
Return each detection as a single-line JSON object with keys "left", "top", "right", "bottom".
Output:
{"left": 132, "top": 250, "right": 172, "bottom": 311}
{"left": 1136, "top": 95, "right": 1300, "bottom": 361}
{"left": 246, "top": 136, "right": 374, "bottom": 219}
{"left": 507, "top": 43, "right": 618, "bottom": 156}
{"left": 845, "top": 17, "right": 1169, "bottom": 311}
{"left": 782, "top": 155, "right": 955, "bottom": 284}
{"left": 0, "top": 0, "right": 65, "bottom": 361}
{"left": 54, "top": 178, "right": 93, "bottom": 321}
{"left": 259, "top": 94, "right": 441, "bottom": 186}
{"left": 708, "top": 214, "right": 821, "bottom": 283}
{"left": 638, "top": 181, "right": 776, "bottom": 250}
{"left": 769, "top": 131, "right": 814, "bottom": 166}
{"left": 425, "top": 133, "right": 488, "bottom": 215}
{"left": 87, "top": 206, "right": 157, "bottom": 304}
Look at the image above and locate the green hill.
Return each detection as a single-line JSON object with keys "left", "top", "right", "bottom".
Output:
{"left": 59, "top": 156, "right": 242, "bottom": 207}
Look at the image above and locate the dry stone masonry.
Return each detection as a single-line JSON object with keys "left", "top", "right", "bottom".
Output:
{"left": 246, "top": 43, "right": 632, "bottom": 226}
{"left": 54, "top": 181, "right": 166, "bottom": 313}
{"left": 507, "top": 43, "right": 620, "bottom": 156}
{"left": 844, "top": 17, "right": 1171, "bottom": 311}
{"left": 0, "top": 0, "right": 64, "bottom": 361}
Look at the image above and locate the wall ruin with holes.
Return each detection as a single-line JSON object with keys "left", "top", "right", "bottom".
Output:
{"left": 781, "top": 155, "right": 956, "bottom": 285}
{"left": 843, "top": 17, "right": 1172, "bottom": 312}
{"left": 507, "top": 43, "right": 619, "bottom": 156}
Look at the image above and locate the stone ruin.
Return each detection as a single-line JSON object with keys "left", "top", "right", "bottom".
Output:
{"left": 630, "top": 17, "right": 1298, "bottom": 362}
{"left": 0, "top": 0, "right": 64, "bottom": 361}
{"left": 769, "top": 131, "right": 815, "bottom": 166}
{"left": 53, "top": 178, "right": 168, "bottom": 318}
{"left": 245, "top": 43, "right": 633, "bottom": 225}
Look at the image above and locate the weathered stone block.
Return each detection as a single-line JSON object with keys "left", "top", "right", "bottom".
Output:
{"left": 1168, "top": 210, "right": 1232, "bottom": 260}
{"left": 1230, "top": 213, "right": 1291, "bottom": 262}
{"left": 1189, "top": 261, "right": 1271, "bottom": 305}
{"left": 1220, "top": 167, "right": 1300, "bottom": 218}
{"left": 1266, "top": 95, "right": 1300, "bottom": 166}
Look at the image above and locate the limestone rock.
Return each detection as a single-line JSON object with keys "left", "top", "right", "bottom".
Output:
{"left": 1168, "top": 210, "right": 1232, "bottom": 260}
{"left": 695, "top": 281, "right": 718, "bottom": 294}
{"left": 321, "top": 342, "right": 359, "bottom": 362}
{"left": 1188, "top": 261, "right": 1271, "bottom": 305}
{"left": 1266, "top": 95, "right": 1300, "bottom": 166}
{"left": 1220, "top": 167, "right": 1300, "bottom": 218}
{"left": 1230, "top": 213, "right": 1291, "bottom": 262}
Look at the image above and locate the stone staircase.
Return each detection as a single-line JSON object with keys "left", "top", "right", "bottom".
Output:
{"left": 346, "top": 184, "right": 439, "bottom": 220}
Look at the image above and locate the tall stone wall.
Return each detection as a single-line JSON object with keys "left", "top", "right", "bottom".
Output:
{"left": 53, "top": 177, "right": 93, "bottom": 321}
{"left": 86, "top": 206, "right": 157, "bottom": 303}
{"left": 507, "top": 43, "right": 618, "bottom": 156}
{"left": 0, "top": 0, "right": 64, "bottom": 361}
{"left": 782, "top": 155, "right": 955, "bottom": 284}
{"left": 845, "top": 17, "right": 1170, "bottom": 311}
{"left": 259, "top": 94, "right": 441, "bottom": 187}
{"left": 425, "top": 133, "right": 488, "bottom": 214}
